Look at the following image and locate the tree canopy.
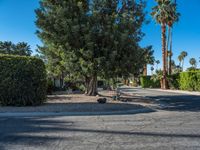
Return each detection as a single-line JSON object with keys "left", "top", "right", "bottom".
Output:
{"left": 36, "top": 0, "right": 151, "bottom": 95}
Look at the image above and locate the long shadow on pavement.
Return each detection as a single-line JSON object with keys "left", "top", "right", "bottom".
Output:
{"left": 146, "top": 95, "right": 200, "bottom": 111}
{"left": 118, "top": 87, "right": 200, "bottom": 112}
{"left": 0, "top": 116, "right": 200, "bottom": 149}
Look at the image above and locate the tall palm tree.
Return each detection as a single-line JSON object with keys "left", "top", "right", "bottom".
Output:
{"left": 189, "top": 58, "right": 197, "bottom": 68}
{"left": 155, "top": 60, "right": 160, "bottom": 70}
{"left": 178, "top": 54, "right": 183, "bottom": 69}
{"left": 180, "top": 51, "right": 188, "bottom": 70}
{"left": 167, "top": 0, "right": 180, "bottom": 75}
{"left": 151, "top": 0, "right": 177, "bottom": 89}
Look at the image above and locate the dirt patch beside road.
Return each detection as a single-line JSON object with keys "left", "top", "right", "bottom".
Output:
{"left": 0, "top": 94, "right": 147, "bottom": 113}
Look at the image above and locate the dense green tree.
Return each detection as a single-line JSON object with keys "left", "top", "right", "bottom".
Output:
{"left": 36, "top": 0, "right": 148, "bottom": 95}
{"left": 0, "top": 41, "right": 32, "bottom": 56}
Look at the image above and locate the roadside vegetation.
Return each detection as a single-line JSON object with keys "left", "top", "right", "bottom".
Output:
{"left": 35, "top": 0, "right": 153, "bottom": 96}
{"left": 0, "top": 0, "right": 199, "bottom": 106}
{"left": 140, "top": 0, "right": 200, "bottom": 92}
{"left": 0, "top": 55, "right": 47, "bottom": 106}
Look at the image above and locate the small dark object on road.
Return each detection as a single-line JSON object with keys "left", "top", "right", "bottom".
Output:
{"left": 97, "top": 98, "right": 107, "bottom": 104}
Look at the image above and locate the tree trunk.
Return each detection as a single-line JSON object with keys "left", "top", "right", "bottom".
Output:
{"left": 85, "top": 76, "right": 90, "bottom": 95}
{"left": 166, "top": 50, "right": 168, "bottom": 74}
{"left": 182, "top": 60, "right": 184, "bottom": 71}
{"left": 169, "top": 26, "right": 173, "bottom": 75}
{"left": 166, "top": 26, "right": 170, "bottom": 74}
{"left": 85, "top": 74, "right": 98, "bottom": 96}
{"left": 143, "top": 64, "right": 147, "bottom": 76}
{"left": 161, "top": 24, "right": 168, "bottom": 89}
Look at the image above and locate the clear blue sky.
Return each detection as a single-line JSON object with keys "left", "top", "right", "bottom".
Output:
{"left": 0, "top": 0, "right": 200, "bottom": 72}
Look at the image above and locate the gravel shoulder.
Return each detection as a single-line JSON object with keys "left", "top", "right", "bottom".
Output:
{"left": 0, "top": 94, "right": 148, "bottom": 114}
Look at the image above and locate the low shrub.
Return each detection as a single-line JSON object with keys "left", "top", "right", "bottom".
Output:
{"left": 0, "top": 54, "right": 47, "bottom": 106}
{"left": 140, "top": 76, "right": 160, "bottom": 88}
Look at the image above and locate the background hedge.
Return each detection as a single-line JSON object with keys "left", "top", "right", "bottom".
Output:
{"left": 140, "top": 72, "right": 200, "bottom": 91}
{"left": 140, "top": 76, "right": 160, "bottom": 88}
{"left": 167, "top": 74, "right": 180, "bottom": 90}
{"left": 179, "top": 71, "right": 200, "bottom": 91}
{"left": 0, "top": 55, "right": 47, "bottom": 106}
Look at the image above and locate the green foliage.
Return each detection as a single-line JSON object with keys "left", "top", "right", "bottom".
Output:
{"left": 140, "top": 76, "right": 160, "bottom": 88}
{"left": 167, "top": 74, "right": 180, "bottom": 89}
{"left": 151, "top": 69, "right": 163, "bottom": 81}
{"left": 47, "top": 79, "right": 54, "bottom": 95}
{"left": 143, "top": 46, "right": 155, "bottom": 65}
{"left": 0, "top": 41, "right": 32, "bottom": 56}
{"left": 151, "top": 0, "right": 180, "bottom": 25}
{"left": 35, "top": 0, "right": 149, "bottom": 95}
{"left": 0, "top": 55, "right": 47, "bottom": 106}
{"left": 179, "top": 71, "right": 200, "bottom": 91}
{"left": 186, "top": 67, "right": 199, "bottom": 71}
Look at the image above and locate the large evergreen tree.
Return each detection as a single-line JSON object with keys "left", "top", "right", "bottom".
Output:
{"left": 36, "top": 0, "right": 149, "bottom": 95}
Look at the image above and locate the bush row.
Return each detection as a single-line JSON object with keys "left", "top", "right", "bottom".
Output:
{"left": 179, "top": 71, "right": 200, "bottom": 91}
{"left": 140, "top": 71, "right": 200, "bottom": 91}
{"left": 140, "top": 76, "right": 160, "bottom": 88}
{"left": 0, "top": 54, "right": 47, "bottom": 106}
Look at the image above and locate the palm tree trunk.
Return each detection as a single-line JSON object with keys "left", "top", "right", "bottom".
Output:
{"left": 169, "top": 26, "right": 172, "bottom": 75}
{"left": 161, "top": 24, "right": 167, "bottom": 89}
{"left": 143, "top": 64, "right": 147, "bottom": 76}
{"left": 166, "top": 26, "right": 170, "bottom": 74}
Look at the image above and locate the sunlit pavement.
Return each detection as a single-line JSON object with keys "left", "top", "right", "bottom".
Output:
{"left": 0, "top": 88, "right": 200, "bottom": 150}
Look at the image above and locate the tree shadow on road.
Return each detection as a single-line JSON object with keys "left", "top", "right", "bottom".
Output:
{"left": 0, "top": 118, "right": 74, "bottom": 150}
{"left": 0, "top": 116, "right": 200, "bottom": 149}
{"left": 145, "top": 95, "right": 200, "bottom": 111}
{"left": 116, "top": 87, "right": 200, "bottom": 112}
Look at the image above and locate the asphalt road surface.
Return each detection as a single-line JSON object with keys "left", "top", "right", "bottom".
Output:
{"left": 0, "top": 88, "right": 200, "bottom": 150}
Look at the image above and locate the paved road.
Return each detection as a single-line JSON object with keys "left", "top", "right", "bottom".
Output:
{"left": 119, "top": 87, "right": 200, "bottom": 111}
{"left": 0, "top": 88, "right": 200, "bottom": 150}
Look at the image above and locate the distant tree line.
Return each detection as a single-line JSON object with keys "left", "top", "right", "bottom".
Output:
{"left": 0, "top": 41, "right": 32, "bottom": 56}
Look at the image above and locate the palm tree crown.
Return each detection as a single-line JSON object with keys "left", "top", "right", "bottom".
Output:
{"left": 189, "top": 58, "right": 197, "bottom": 67}
{"left": 181, "top": 51, "right": 188, "bottom": 58}
{"left": 151, "top": 0, "right": 180, "bottom": 26}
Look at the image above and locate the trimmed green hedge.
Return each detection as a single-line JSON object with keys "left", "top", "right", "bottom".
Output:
{"left": 140, "top": 76, "right": 160, "bottom": 88}
{"left": 0, "top": 55, "right": 47, "bottom": 106}
{"left": 179, "top": 71, "right": 200, "bottom": 91}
